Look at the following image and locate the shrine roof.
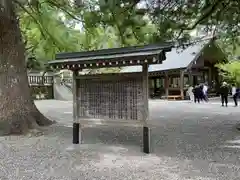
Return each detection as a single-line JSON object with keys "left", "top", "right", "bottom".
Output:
{"left": 48, "top": 42, "right": 173, "bottom": 70}
{"left": 121, "top": 38, "right": 222, "bottom": 73}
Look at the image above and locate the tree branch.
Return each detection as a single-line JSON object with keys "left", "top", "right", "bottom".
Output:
{"left": 110, "top": 10, "right": 126, "bottom": 46}
{"left": 14, "top": 0, "right": 65, "bottom": 53}
{"left": 13, "top": 0, "right": 47, "bottom": 39}
{"left": 212, "top": 7, "right": 222, "bottom": 37}
{"left": 46, "top": 0, "right": 84, "bottom": 23}
{"left": 186, "top": 0, "right": 224, "bottom": 30}
{"left": 174, "top": 0, "right": 227, "bottom": 41}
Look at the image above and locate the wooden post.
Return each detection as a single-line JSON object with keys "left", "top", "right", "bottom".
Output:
{"left": 142, "top": 63, "right": 150, "bottom": 153}
{"left": 188, "top": 70, "right": 193, "bottom": 86}
{"left": 72, "top": 70, "right": 80, "bottom": 144}
{"left": 180, "top": 70, "right": 184, "bottom": 99}
{"left": 165, "top": 72, "right": 169, "bottom": 97}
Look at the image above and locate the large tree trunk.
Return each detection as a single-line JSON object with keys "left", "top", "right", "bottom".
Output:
{"left": 0, "top": 1, "right": 54, "bottom": 135}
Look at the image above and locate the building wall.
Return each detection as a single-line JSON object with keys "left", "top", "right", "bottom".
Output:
{"left": 149, "top": 66, "right": 220, "bottom": 99}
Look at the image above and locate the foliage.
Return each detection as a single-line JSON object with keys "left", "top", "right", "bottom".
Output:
{"left": 11, "top": 0, "right": 240, "bottom": 71}
{"left": 143, "top": 0, "right": 239, "bottom": 41}
{"left": 218, "top": 37, "right": 240, "bottom": 59}
{"left": 216, "top": 38, "right": 240, "bottom": 84}
{"left": 18, "top": 0, "right": 126, "bottom": 71}
{"left": 216, "top": 61, "right": 240, "bottom": 86}
{"left": 19, "top": 1, "right": 83, "bottom": 70}
{"left": 77, "top": 0, "right": 240, "bottom": 45}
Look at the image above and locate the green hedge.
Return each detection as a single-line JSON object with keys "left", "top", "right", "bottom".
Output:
{"left": 31, "top": 86, "right": 53, "bottom": 99}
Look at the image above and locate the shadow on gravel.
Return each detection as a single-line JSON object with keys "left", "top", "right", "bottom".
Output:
{"left": 44, "top": 119, "right": 240, "bottom": 161}
{"left": 43, "top": 124, "right": 143, "bottom": 148}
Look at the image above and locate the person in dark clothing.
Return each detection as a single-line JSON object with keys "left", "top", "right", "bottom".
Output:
{"left": 220, "top": 82, "right": 229, "bottom": 107}
{"left": 199, "top": 84, "right": 204, "bottom": 101}
{"left": 192, "top": 86, "right": 197, "bottom": 103}
{"left": 236, "top": 88, "right": 240, "bottom": 106}
{"left": 193, "top": 85, "right": 201, "bottom": 103}
{"left": 232, "top": 84, "right": 240, "bottom": 106}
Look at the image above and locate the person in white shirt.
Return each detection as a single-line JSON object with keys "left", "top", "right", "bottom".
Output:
{"left": 232, "top": 84, "right": 236, "bottom": 96}
{"left": 187, "top": 85, "right": 194, "bottom": 102}
{"left": 202, "top": 83, "right": 208, "bottom": 102}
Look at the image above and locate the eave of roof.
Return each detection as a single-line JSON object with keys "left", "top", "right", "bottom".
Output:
{"left": 55, "top": 42, "right": 173, "bottom": 60}
{"left": 48, "top": 43, "right": 174, "bottom": 70}
{"left": 50, "top": 48, "right": 164, "bottom": 64}
{"left": 120, "top": 39, "right": 215, "bottom": 73}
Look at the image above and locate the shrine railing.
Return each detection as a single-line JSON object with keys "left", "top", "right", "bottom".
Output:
{"left": 28, "top": 75, "right": 54, "bottom": 86}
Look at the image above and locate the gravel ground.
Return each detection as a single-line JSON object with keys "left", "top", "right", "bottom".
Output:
{"left": 0, "top": 100, "right": 240, "bottom": 180}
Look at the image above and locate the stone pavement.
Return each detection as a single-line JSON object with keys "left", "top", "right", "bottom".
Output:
{"left": 1, "top": 100, "right": 240, "bottom": 180}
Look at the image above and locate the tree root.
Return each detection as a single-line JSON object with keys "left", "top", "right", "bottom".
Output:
{"left": 30, "top": 107, "right": 56, "bottom": 126}
{"left": 0, "top": 108, "right": 55, "bottom": 136}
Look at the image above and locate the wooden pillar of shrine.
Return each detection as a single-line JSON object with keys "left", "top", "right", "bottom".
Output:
{"left": 164, "top": 72, "right": 169, "bottom": 97}
{"left": 180, "top": 70, "right": 184, "bottom": 99}
{"left": 188, "top": 70, "right": 193, "bottom": 86}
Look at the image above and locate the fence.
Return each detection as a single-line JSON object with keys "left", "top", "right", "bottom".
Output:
{"left": 28, "top": 75, "right": 54, "bottom": 99}
{"left": 28, "top": 75, "right": 54, "bottom": 85}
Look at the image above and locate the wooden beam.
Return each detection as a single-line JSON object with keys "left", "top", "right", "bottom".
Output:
{"left": 142, "top": 63, "right": 150, "bottom": 153}
{"left": 72, "top": 70, "right": 81, "bottom": 144}
{"left": 50, "top": 55, "right": 163, "bottom": 71}
{"left": 164, "top": 72, "right": 169, "bottom": 97}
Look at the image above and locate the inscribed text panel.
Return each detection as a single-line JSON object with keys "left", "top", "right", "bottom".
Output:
{"left": 77, "top": 73, "right": 143, "bottom": 121}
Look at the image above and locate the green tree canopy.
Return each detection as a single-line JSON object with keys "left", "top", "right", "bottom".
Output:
{"left": 216, "top": 61, "right": 240, "bottom": 86}
{"left": 18, "top": 0, "right": 240, "bottom": 64}
{"left": 19, "top": 0, "right": 130, "bottom": 70}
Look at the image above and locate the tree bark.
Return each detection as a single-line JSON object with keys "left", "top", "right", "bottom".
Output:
{"left": 0, "top": 1, "right": 54, "bottom": 135}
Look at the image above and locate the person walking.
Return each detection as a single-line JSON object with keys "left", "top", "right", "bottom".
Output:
{"left": 199, "top": 84, "right": 203, "bottom": 101}
{"left": 193, "top": 85, "right": 201, "bottom": 103}
{"left": 202, "top": 83, "right": 209, "bottom": 102}
{"left": 220, "top": 82, "right": 229, "bottom": 107}
{"left": 232, "top": 84, "right": 239, "bottom": 106}
{"left": 188, "top": 85, "right": 194, "bottom": 102}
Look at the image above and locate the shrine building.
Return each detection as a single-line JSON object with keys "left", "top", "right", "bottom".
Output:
{"left": 121, "top": 37, "right": 227, "bottom": 100}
